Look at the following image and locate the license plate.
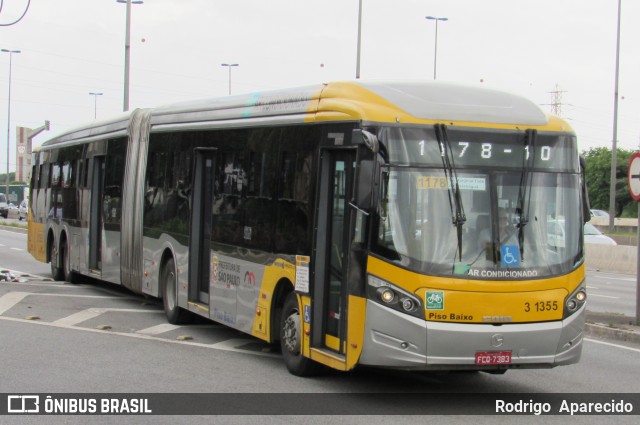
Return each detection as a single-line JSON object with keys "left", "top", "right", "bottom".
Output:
{"left": 475, "top": 351, "right": 512, "bottom": 365}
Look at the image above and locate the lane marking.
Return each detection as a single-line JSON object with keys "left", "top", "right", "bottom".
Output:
{"left": 0, "top": 267, "right": 52, "bottom": 281}
{"left": 26, "top": 293, "right": 122, "bottom": 299}
{"left": 10, "top": 248, "right": 24, "bottom": 251}
{"left": 53, "top": 308, "right": 162, "bottom": 326}
{"left": 209, "top": 338, "right": 258, "bottom": 350}
{"left": 137, "top": 323, "right": 181, "bottom": 335}
{"left": 591, "top": 274, "right": 635, "bottom": 282}
{"left": 585, "top": 338, "right": 640, "bottom": 354}
{"left": 0, "top": 291, "right": 138, "bottom": 317}
{"left": 137, "top": 323, "right": 227, "bottom": 335}
{"left": 0, "top": 292, "right": 30, "bottom": 315}
{"left": 0, "top": 315, "right": 279, "bottom": 358}
{"left": 2, "top": 282, "right": 78, "bottom": 288}
{"left": 587, "top": 294, "right": 619, "bottom": 299}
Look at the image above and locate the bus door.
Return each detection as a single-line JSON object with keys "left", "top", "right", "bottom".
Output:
{"left": 312, "top": 148, "right": 356, "bottom": 355}
{"left": 88, "top": 156, "right": 105, "bottom": 272}
{"left": 188, "top": 148, "right": 217, "bottom": 305}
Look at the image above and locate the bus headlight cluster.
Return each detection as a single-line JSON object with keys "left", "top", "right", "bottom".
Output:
{"left": 564, "top": 283, "right": 587, "bottom": 318}
{"left": 367, "top": 275, "right": 424, "bottom": 319}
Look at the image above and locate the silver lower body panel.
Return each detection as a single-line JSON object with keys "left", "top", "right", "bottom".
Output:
{"left": 359, "top": 300, "right": 584, "bottom": 371}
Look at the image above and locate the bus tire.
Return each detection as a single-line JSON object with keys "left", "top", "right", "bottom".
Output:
{"left": 280, "top": 292, "right": 319, "bottom": 376}
{"left": 161, "top": 258, "right": 193, "bottom": 325}
{"left": 50, "top": 240, "right": 64, "bottom": 281}
{"left": 63, "top": 237, "right": 79, "bottom": 283}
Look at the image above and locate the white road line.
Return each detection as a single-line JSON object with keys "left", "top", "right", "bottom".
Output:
{"left": 0, "top": 315, "right": 279, "bottom": 358}
{"left": 585, "top": 338, "right": 640, "bottom": 354}
{"left": 53, "top": 308, "right": 104, "bottom": 326}
{"left": 53, "top": 308, "right": 162, "bottom": 326}
{"left": 209, "top": 338, "right": 258, "bottom": 350}
{"left": 0, "top": 267, "right": 52, "bottom": 281}
{"left": 587, "top": 294, "right": 619, "bottom": 299}
{"left": 136, "top": 323, "right": 181, "bottom": 335}
{"left": 0, "top": 292, "right": 29, "bottom": 315}
{"left": 31, "top": 293, "right": 122, "bottom": 299}
{"left": 2, "top": 282, "right": 76, "bottom": 288}
{"left": 10, "top": 248, "right": 23, "bottom": 251}
{"left": 586, "top": 285, "right": 599, "bottom": 290}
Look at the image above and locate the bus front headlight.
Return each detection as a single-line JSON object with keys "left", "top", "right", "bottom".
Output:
{"left": 564, "top": 282, "right": 587, "bottom": 318}
{"left": 367, "top": 275, "right": 424, "bottom": 319}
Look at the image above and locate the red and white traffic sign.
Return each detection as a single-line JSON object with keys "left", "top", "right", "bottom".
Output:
{"left": 629, "top": 152, "right": 640, "bottom": 201}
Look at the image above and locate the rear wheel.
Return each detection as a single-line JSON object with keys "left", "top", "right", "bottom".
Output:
{"left": 50, "top": 240, "right": 64, "bottom": 281}
{"left": 280, "top": 292, "right": 319, "bottom": 376}
{"left": 161, "top": 257, "right": 193, "bottom": 324}
{"left": 63, "top": 238, "right": 79, "bottom": 283}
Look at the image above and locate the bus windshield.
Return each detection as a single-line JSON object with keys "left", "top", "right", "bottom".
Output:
{"left": 373, "top": 128, "right": 583, "bottom": 279}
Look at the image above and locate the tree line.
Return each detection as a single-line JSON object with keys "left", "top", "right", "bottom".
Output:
{"left": 582, "top": 147, "right": 636, "bottom": 218}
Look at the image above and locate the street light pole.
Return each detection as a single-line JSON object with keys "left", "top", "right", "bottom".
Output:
{"left": 425, "top": 16, "right": 448, "bottom": 80}
{"left": 2, "top": 48, "right": 20, "bottom": 200}
{"left": 89, "top": 92, "right": 104, "bottom": 119}
{"left": 221, "top": 64, "right": 239, "bottom": 95}
{"left": 356, "top": 0, "right": 363, "bottom": 79}
{"left": 117, "top": 0, "right": 143, "bottom": 112}
{"left": 609, "top": 0, "right": 622, "bottom": 232}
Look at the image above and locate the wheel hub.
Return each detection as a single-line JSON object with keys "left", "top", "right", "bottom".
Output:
{"left": 282, "top": 313, "right": 300, "bottom": 354}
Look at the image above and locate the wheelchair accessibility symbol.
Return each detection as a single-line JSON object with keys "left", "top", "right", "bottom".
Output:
{"left": 501, "top": 245, "right": 520, "bottom": 267}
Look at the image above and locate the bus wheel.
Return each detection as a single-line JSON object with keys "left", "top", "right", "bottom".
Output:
{"left": 161, "top": 258, "right": 193, "bottom": 325}
{"left": 62, "top": 238, "right": 79, "bottom": 283}
{"left": 50, "top": 241, "right": 64, "bottom": 281}
{"left": 280, "top": 292, "right": 319, "bottom": 376}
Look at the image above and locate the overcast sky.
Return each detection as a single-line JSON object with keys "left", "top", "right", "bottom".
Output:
{"left": 2, "top": 0, "right": 640, "bottom": 175}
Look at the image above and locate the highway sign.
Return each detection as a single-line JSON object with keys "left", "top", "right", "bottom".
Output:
{"left": 629, "top": 152, "right": 640, "bottom": 201}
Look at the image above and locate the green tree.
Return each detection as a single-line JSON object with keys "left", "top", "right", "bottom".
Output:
{"left": 582, "top": 147, "right": 634, "bottom": 217}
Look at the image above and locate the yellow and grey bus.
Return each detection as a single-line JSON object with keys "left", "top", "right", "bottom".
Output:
{"left": 28, "top": 81, "right": 589, "bottom": 375}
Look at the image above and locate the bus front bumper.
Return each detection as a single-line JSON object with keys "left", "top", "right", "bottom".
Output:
{"left": 358, "top": 300, "right": 584, "bottom": 371}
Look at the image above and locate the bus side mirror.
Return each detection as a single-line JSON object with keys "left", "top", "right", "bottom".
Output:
{"left": 352, "top": 129, "right": 379, "bottom": 154}
{"left": 352, "top": 130, "right": 378, "bottom": 211}
{"left": 579, "top": 155, "right": 591, "bottom": 223}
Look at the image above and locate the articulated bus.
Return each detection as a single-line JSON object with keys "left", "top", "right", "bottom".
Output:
{"left": 28, "top": 81, "right": 590, "bottom": 375}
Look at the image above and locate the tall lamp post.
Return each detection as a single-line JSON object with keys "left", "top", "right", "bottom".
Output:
{"left": 609, "top": 0, "right": 622, "bottom": 232}
{"left": 89, "top": 92, "right": 103, "bottom": 119}
{"left": 116, "top": 0, "right": 143, "bottom": 112}
{"left": 425, "top": 16, "right": 448, "bottom": 80}
{"left": 221, "top": 63, "right": 239, "bottom": 95}
{"left": 356, "top": 0, "right": 363, "bottom": 79}
{"left": 2, "top": 48, "right": 20, "bottom": 200}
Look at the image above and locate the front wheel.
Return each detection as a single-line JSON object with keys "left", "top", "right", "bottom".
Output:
{"left": 280, "top": 292, "right": 319, "bottom": 376}
{"left": 161, "top": 257, "right": 193, "bottom": 325}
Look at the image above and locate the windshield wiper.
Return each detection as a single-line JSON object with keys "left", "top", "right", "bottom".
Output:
{"left": 435, "top": 124, "right": 466, "bottom": 262}
{"left": 516, "top": 129, "right": 537, "bottom": 259}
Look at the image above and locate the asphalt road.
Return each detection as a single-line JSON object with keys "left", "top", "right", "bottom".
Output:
{"left": 586, "top": 272, "right": 638, "bottom": 316}
{"left": 0, "top": 281, "right": 639, "bottom": 424}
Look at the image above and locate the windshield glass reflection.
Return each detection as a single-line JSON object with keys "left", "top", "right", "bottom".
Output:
{"left": 373, "top": 167, "right": 583, "bottom": 279}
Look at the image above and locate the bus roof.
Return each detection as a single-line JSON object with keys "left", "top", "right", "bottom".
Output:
{"left": 150, "top": 80, "right": 564, "bottom": 132}
{"left": 41, "top": 80, "right": 570, "bottom": 148}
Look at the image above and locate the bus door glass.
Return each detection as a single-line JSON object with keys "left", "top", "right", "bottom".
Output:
{"left": 314, "top": 149, "right": 356, "bottom": 354}
{"left": 189, "top": 148, "right": 216, "bottom": 304}
{"left": 89, "top": 156, "right": 105, "bottom": 271}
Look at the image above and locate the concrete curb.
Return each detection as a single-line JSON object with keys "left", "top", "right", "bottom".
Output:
{"left": 585, "top": 323, "right": 640, "bottom": 344}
